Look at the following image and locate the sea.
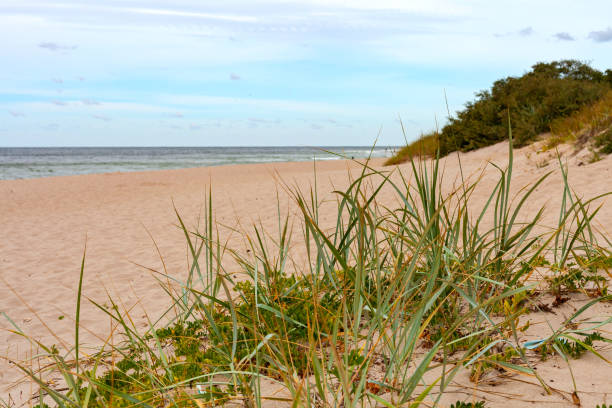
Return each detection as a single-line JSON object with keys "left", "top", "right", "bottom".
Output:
{"left": 0, "top": 146, "right": 397, "bottom": 180}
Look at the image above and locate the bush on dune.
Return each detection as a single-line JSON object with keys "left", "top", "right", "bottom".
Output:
{"left": 441, "top": 60, "right": 611, "bottom": 154}
{"left": 387, "top": 60, "right": 612, "bottom": 165}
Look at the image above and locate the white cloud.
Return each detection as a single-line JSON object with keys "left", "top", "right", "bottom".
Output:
{"left": 290, "top": 0, "right": 467, "bottom": 14}
{"left": 39, "top": 42, "right": 77, "bottom": 51}
{"left": 554, "top": 32, "right": 574, "bottom": 41}
{"left": 121, "top": 7, "right": 257, "bottom": 23}
{"left": 589, "top": 27, "right": 612, "bottom": 42}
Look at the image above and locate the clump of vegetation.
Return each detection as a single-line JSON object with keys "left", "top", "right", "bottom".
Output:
{"left": 534, "top": 332, "right": 606, "bottom": 361}
{"left": 441, "top": 60, "right": 611, "bottom": 153}
{"left": 547, "top": 260, "right": 609, "bottom": 297}
{"left": 450, "top": 401, "right": 485, "bottom": 408}
{"left": 384, "top": 131, "right": 438, "bottom": 164}
{"left": 7, "top": 133, "right": 612, "bottom": 407}
{"left": 548, "top": 89, "right": 612, "bottom": 151}
{"left": 555, "top": 332, "right": 605, "bottom": 359}
{"left": 595, "top": 126, "right": 612, "bottom": 154}
{"left": 387, "top": 60, "right": 612, "bottom": 165}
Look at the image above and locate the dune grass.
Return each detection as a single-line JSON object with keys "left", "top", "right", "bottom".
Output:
{"left": 547, "top": 89, "right": 612, "bottom": 152}
{"left": 4, "top": 132, "right": 612, "bottom": 407}
{"left": 384, "top": 131, "right": 438, "bottom": 165}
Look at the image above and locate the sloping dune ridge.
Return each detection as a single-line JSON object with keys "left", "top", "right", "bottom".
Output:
{"left": 2, "top": 141, "right": 612, "bottom": 406}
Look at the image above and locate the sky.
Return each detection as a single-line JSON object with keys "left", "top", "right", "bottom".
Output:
{"left": 1, "top": 1, "right": 612, "bottom": 147}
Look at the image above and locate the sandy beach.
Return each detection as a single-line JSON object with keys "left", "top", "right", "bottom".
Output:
{"left": 2, "top": 142, "right": 612, "bottom": 406}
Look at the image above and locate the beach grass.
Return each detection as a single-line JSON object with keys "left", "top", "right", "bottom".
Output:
{"left": 547, "top": 89, "right": 612, "bottom": 152}
{"left": 383, "top": 131, "right": 438, "bottom": 165}
{"left": 4, "top": 131, "right": 612, "bottom": 407}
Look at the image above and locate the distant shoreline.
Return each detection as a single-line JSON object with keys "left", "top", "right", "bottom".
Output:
{"left": 0, "top": 145, "right": 399, "bottom": 180}
{"left": 0, "top": 156, "right": 388, "bottom": 183}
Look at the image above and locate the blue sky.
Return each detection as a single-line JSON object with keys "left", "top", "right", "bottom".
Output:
{"left": 1, "top": 1, "right": 612, "bottom": 146}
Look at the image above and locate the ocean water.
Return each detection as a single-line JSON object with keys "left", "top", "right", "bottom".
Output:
{"left": 0, "top": 146, "right": 397, "bottom": 180}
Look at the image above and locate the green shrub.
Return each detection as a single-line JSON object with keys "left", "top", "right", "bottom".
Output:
{"left": 387, "top": 60, "right": 611, "bottom": 165}
{"left": 439, "top": 60, "right": 610, "bottom": 154}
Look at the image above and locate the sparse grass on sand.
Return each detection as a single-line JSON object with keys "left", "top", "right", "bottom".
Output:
{"left": 547, "top": 89, "right": 612, "bottom": 152}
{"left": 384, "top": 131, "right": 438, "bottom": 165}
{"left": 4, "top": 131, "right": 612, "bottom": 407}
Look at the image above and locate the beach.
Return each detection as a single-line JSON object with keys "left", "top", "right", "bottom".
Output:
{"left": 2, "top": 142, "right": 612, "bottom": 406}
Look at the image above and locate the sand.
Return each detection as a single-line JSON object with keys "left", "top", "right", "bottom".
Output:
{"left": 1, "top": 142, "right": 612, "bottom": 406}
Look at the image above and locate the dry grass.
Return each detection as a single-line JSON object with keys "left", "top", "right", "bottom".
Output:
{"left": 547, "top": 89, "right": 612, "bottom": 150}
{"left": 384, "top": 131, "right": 438, "bottom": 165}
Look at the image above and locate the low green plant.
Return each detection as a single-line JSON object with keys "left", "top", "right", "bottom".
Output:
{"left": 536, "top": 332, "right": 606, "bottom": 360}
{"left": 450, "top": 401, "right": 485, "bottom": 408}
{"left": 547, "top": 263, "right": 608, "bottom": 296}
{"left": 555, "top": 332, "right": 605, "bottom": 359}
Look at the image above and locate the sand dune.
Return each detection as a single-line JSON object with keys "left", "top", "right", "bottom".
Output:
{"left": 2, "top": 142, "right": 612, "bottom": 406}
